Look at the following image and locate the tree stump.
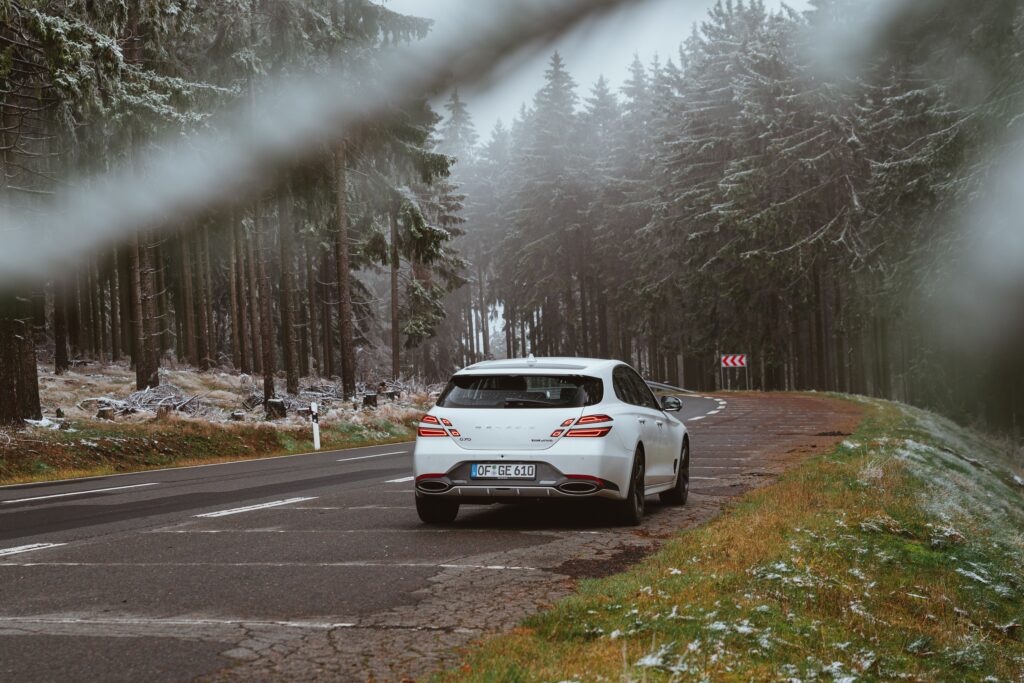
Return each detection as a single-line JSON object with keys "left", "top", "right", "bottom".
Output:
{"left": 230, "top": 411, "right": 246, "bottom": 422}
{"left": 96, "top": 407, "right": 115, "bottom": 421}
{"left": 265, "top": 399, "right": 287, "bottom": 420}
{"left": 362, "top": 393, "right": 378, "bottom": 409}
{"left": 55, "top": 408, "right": 65, "bottom": 418}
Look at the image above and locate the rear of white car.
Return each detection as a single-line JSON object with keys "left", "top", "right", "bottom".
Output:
{"left": 413, "top": 357, "right": 689, "bottom": 525}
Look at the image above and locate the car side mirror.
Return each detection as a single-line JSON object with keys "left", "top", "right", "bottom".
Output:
{"left": 661, "top": 396, "right": 682, "bottom": 412}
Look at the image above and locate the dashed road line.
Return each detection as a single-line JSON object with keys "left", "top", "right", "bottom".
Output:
{"left": 385, "top": 476, "right": 415, "bottom": 483}
{"left": 337, "top": 451, "right": 409, "bottom": 463}
{"left": 2, "top": 482, "right": 159, "bottom": 504}
{"left": 688, "top": 416, "right": 705, "bottom": 422}
{"left": 195, "top": 497, "right": 317, "bottom": 518}
{"left": 707, "top": 410, "right": 721, "bottom": 415}
{"left": 0, "top": 543, "right": 67, "bottom": 557}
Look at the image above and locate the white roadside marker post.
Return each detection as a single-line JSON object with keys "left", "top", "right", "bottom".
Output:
{"left": 311, "top": 402, "right": 321, "bottom": 451}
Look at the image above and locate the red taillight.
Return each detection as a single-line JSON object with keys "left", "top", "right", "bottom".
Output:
{"left": 551, "top": 429, "right": 564, "bottom": 437}
{"left": 416, "top": 473, "right": 445, "bottom": 481}
{"left": 576, "top": 414, "right": 613, "bottom": 425}
{"left": 560, "top": 418, "right": 574, "bottom": 427}
{"left": 565, "top": 427, "right": 612, "bottom": 438}
{"left": 421, "top": 415, "right": 440, "bottom": 425}
{"left": 449, "top": 429, "right": 461, "bottom": 437}
{"left": 441, "top": 418, "right": 452, "bottom": 426}
{"left": 418, "top": 427, "right": 448, "bottom": 437}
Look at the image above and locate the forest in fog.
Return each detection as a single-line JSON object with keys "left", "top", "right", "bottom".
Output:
{"left": 2, "top": 0, "right": 1024, "bottom": 435}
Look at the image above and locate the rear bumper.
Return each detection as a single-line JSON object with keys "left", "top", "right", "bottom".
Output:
{"left": 414, "top": 440, "right": 635, "bottom": 502}
{"left": 416, "top": 483, "right": 622, "bottom": 501}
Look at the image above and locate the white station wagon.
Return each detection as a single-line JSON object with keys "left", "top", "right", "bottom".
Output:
{"left": 413, "top": 357, "right": 690, "bottom": 525}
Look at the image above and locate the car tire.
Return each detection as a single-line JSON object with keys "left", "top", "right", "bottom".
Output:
{"left": 614, "top": 449, "right": 645, "bottom": 526}
{"left": 416, "top": 495, "right": 459, "bottom": 524}
{"left": 659, "top": 439, "right": 689, "bottom": 506}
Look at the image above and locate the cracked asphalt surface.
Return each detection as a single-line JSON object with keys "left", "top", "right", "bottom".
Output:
{"left": 0, "top": 393, "right": 861, "bottom": 682}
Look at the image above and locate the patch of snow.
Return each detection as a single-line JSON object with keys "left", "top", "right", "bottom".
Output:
{"left": 25, "top": 418, "right": 62, "bottom": 430}
{"left": 635, "top": 643, "right": 673, "bottom": 668}
{"left": 955, "top": 568, "right": 991, "bottom": 585}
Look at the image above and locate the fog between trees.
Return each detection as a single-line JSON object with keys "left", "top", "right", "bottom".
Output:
{"left": 2, "top": 0, "right": 1022, "bottom": 436}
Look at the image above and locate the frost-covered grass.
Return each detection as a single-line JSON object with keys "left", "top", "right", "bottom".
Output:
{"left": 1, "top": 405, "right": 419, "bottom": 486}
{"left": 443, "top": 398, "right": 1024, "bottom": 682}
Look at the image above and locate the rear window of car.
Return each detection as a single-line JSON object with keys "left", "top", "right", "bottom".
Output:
{"left": 436, "top": 374, "right": 603, "bottom": 409}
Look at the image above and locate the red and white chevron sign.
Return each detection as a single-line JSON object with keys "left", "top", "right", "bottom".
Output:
{"left": 721, "top": 354, "right": 747, "bottom": 368}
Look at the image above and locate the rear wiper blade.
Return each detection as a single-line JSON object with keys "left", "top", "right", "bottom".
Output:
{"left": 504, "top": 399, "right": 556, "bottom": 408}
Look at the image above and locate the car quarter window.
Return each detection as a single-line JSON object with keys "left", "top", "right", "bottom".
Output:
{"left": 612, "top": 366, "right": 638, "bottom": 405}
{"left": 626, "top": 368, "right": 660, "bottom": 410}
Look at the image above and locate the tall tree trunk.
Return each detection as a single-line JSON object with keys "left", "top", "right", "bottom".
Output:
{"left": 334, "top": 145, "right": 356, "bottom": 396}
{"left": 234, "top": 221, "right": 252, "bottom": 374}
{"left": 54, "top": 280, "right": 69, "bottom": 375}
{"left": 279, "top": 187, "right": 299, "bottom": 395}
{"left": 476, "top": 258, "right": 489, "bottom": 359}
{"left": 155, "top": 244, "right": 170, "bottom": 357}
{"left": 140, "top": 239, "right": 160, "bottom": 388}
{"left": 194, "top": 231, "right": 211, "bottom": 371}
{"left": 179, "top": 237, "right": 198, "bottom": 366}
{"left": 255, "top": 203, "right": 276, "bottom": 406}
{"left": 68, "top": 273, "right": 81, "bottom": 360}
{"left": 202, "top": 226, "right": 215, "bottom": 368}
{"left": 305, "top": 239, "right": 320, "bottom": 376}
{"left": 129, "top": 236, "right": 148, "bottom": 389}
{"left": 96, "top": 261, "right": 108, "bottom": 360}
{"left": 320, "top": 251, "right": 334, "bottom": 378}
{"left": 109, "top": 251, "right": 122, "bottom": 362}
{"left": 229, "top": 220, "right": 242, "bottom": 371}
{"left": 389, "top": 209, "right": 401, "bottom": 380}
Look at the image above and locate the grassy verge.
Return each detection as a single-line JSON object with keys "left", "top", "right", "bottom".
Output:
{"left": 443, "top": 398, "right": 1024, "bottom": 682}
{"left": 0, "top": 414, "right": 416, "bottom": 486}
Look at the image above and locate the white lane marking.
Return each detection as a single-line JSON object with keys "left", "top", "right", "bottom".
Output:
{"left": 707, "top": 410, "right": 721, "bottom": 415}
{"left": 2, "top": 482, "right": 159, "bottom": 504}
{"left": 0, "top": 561, "right": 537, "bottom": 570}
{"left": 385, "top": 476, "right": 414, "bottom": 483}
{"left": 0, "top": 616, "right": 355, "bottom": 629}
{"left": 195, "top": 497, "right": 317, "bottom": 518}
{"left": 687, "top": 416, "right": 705, "bottom": 422}
{"left": 690, "top": 476, "right": 718, "bottom": 480}
{"left": 0, "top": 543, "right": 67, "bottom": 557}
{"left": 150, "top": 527, "right": 498, "bottom": 534}
{"left": 0, "top": 442, "right": 415, "bottom": 489}
{"left": 337, "top": 451, "right": 409, "bottom": 463}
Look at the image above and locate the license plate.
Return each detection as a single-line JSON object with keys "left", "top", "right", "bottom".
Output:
{"left": 471, "top": 463, "right": 536, "bottom": 480}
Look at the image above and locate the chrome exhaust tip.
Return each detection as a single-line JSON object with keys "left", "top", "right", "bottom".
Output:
{"left": 558, "top": 481, "right": 600, "bottom": 495}
{"left": 416, "top": 479, "right": 450, "bottom": 493}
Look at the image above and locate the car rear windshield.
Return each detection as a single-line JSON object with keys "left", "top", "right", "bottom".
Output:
{"left": 436, "top": 374, "right": 603, "bottom": 409}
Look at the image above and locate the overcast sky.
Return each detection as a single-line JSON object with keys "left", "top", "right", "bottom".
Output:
{"left": 384, "top": 0, "right": 811, "bottom": 137}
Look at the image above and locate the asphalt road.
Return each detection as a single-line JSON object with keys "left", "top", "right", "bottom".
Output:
{"left": 0, "top": 393, "right": 857, "bottom": 682}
